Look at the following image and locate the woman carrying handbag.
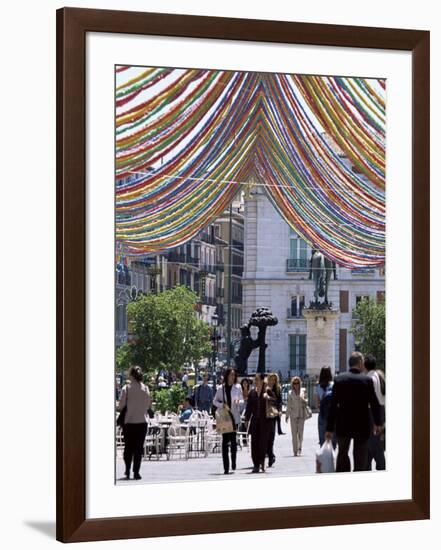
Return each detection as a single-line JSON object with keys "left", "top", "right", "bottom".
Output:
{"left": 265, "top": 373, "right": 282, "bottom": 467}
{"left": 213, "top": 368, "right": 243, "bottom": 474}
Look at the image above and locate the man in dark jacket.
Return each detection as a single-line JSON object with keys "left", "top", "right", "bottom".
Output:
{"left": 325, "top": 352, "right": 383, "bottom": 472}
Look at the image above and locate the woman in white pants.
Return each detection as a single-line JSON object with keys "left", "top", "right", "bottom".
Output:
{"left": 285, "top": 376, "right": 308, "bottom": 456}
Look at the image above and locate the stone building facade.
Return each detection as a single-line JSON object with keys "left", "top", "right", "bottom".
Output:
{"left": 242, "top": 187, "right": 385, "bottom": 379}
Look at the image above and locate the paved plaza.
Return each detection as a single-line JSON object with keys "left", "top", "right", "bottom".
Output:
{"left": 116, "top": 414, "right": 321, "bottom": 484}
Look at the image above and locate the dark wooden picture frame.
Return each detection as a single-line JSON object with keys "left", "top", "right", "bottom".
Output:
{"left": 56, "top": 7, "right": 430, "bottom": 543}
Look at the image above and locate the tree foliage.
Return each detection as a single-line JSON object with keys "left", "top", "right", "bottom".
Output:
{"left": 115, "top": 343, "right": 133, "bottom": 373}
{"left": 123, "top": 285, "right": 211, "bottom": 376}
{"left": 152, "top": 384, "right": 186, "bottom": 414}
{"left": 351, "top": 297, "right": 385, "bottom": 370}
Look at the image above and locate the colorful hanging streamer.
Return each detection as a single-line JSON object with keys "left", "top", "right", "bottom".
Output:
{"left": 115, "top": 66, "right": 386, "bottom": 268}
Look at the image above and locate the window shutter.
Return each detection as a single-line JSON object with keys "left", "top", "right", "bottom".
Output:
{"left": 340, "top": 290, "right": 349, "bottom": 313}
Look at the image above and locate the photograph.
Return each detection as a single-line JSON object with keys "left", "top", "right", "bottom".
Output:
{"left": 114, "top": 66, "right": 387, "bottom": 484}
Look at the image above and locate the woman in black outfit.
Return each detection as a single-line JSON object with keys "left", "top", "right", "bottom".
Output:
{"left": 213, "top": 368, "right": 243, "bottom": 474}
{"left": 245, "top": 373, "right": 274, "bottom": 473}
{"left": 266, "top": 373, "right": 283, "bottom": 467}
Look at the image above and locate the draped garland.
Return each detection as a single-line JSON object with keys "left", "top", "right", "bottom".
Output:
{"left": 115, "top": 66, "right": 386, "bottom": 268}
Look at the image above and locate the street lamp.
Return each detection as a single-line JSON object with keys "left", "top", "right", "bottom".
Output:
{"left": 148, "top": 262, "right": 162, "bottom": 293}
{"left": 226, "top": 199, "right": 244, "bottom": 366}
{"left": 210, "top": 313, "right": 220, "bottom": 387}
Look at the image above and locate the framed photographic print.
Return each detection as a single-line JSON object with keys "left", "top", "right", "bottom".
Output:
{"left": 56, "top": 7, "right": 430, "bottom": 543}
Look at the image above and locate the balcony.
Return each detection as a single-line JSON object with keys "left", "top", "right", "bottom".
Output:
{"left": 286, "top": 258, "right": 309, "bottom": 272}
{"left": 232, "top": 239, "right": 244, "bottom": 251}
{"left": 202, "top": 296, "right": 217, "bottom": 306}
{"left": 131, "top": 256, "right": 156, "bottom": 266}
{"left": 215, "top": 235, "right": 228, "bottom": 246}
{"left": 167, "top": 250, "right": 200, "bottom": 267}
{"left": 199, "top": 232, "right": 215, "bottom": 245}
{"left": 167, "top": 251, "right": 186, "bottom": 263}
{"left": 200, "top": 263, "right": 216, "bottom": 275}
{"left": 351, "top": 268, "right": 375, "bottom": 276}
{"left": 187, "top": 256, "right": 200, "bottom": 268}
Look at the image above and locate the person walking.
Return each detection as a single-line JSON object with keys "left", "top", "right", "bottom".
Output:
{"left": 315, "top": 366, "right": 336, "bottom": 448}
{"left": 245, "top": 373, "right": 274, "bottom": 473}
{"left": 117, "top": 366, "right": 152, "bottom": 480}
{"left": 285, "top": 376, "right": 308, "bottom": 456}
{"left": 213, "top": 368, "right": 243, "bottom": 474}
{"left": 266, "top": 373, "right": 283, "bottom": 467}
{"left": 194, "top": 375, "right": 214, "bottom": 413}
{"left": 325, "top": 352, "right": 383, "bottom": 472}
{"left": 364, "top": 354, "right": 386, "bottom": 470}
{"left": 238, "top": 378, "right": 251, "bottom": 445}
{"left": 239, "top": 378, "right": 251, "bottom": 413}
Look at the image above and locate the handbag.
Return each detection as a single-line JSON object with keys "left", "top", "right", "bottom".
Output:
{"left": 215, "top": 386, "right": 235, "bottom": 434}
{"left": 303, "top": 399, "right": 313, "bottom": 420}
{"left": 266, "top": 394, "right": 279, "bottom": 419}
{"left": 116, "top": 385, "right": 129, "bottom": 427}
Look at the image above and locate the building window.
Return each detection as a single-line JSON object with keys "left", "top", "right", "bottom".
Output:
{"left": 340, "top": 290, "right": 349, "bottom": 313}
{"left": 194, "top": 272, "right": 200, "bottom": 294}
{"left": 289, "top": 334, "right": 306, "bottom": 374}
{"left": 232, "top": 225, "right": 244, "bottom": 246}
{"left": 353, "top": 295, "right": 369, "bottom": 318}
{"left": 290, "top": 295, "right": 305, "bottom": 317}
{"left": 289, "top": 231, "right": 308, "bottom": 261}
{"left": 355, "top": 295, "right": 369, "bottom": 307}
{"left": 287, "top": 228, "right": 308, "bottom": 271}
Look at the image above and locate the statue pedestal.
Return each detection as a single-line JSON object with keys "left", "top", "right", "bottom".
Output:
{"left": 302, "top": 308, "right": 340, "bottom": 377}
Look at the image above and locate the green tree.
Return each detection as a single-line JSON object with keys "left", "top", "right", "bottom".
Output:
{"left": 152, "top": 384, "right": 186, "bottom": 414}
{"left": 115, "top": 343, "right": 132, "bottom": 373}
{"left": 351, "top": 297, "right": 385, "bottom": 370}
{"left": 125, "top": 285, "right": 211, "bottom": 376}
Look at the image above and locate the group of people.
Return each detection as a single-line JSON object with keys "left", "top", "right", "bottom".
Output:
{"left": 213, "top": 369, "right": 311, "bottom": 474}
{"left": 117, "top": 350, "right": 385, "bottom": 480}
{"left": 317, "top": 352, "right": 386, "bottom": 472}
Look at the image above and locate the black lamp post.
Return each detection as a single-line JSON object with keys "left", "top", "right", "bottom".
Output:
{"left": 148, "top": 263, "right": 162, "bottom": 293}
{"left": 210, "top": 313, "right": 220, "bottom": 387}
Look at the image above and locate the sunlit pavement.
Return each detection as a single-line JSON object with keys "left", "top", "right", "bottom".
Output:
{"left": 116, "top": 414, "right": 322, "bottom": 485}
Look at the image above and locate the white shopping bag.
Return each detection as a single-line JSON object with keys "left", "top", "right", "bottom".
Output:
{"left": 316, "top": 440, "right": 335, "bottom": 473}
